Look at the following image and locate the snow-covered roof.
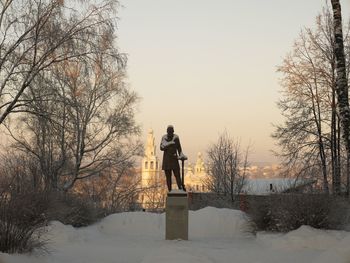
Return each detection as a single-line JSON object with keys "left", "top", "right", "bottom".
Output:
{"left": 242, "top": 178, "right": 312, "bottom": 195}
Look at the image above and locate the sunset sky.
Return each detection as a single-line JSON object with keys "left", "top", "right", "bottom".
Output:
{"left": 117, "top": 0, "right": 350, "bottom": 164}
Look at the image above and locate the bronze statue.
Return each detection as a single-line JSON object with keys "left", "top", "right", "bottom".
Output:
{"left": 160, "top": 125, "right": 187, "bottom": 191}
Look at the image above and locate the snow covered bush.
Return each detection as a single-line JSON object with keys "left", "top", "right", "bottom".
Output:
{"left": 0, "top": 186, "right": 108, "bottom": 254}
{"left": 247, "top": 194, "right": 350, "bottom": 232}
{"left": 46, "top": 192, "right": 106, "bottom": 227}
{"left": 0, "top": 191, "right": 49, "bottom": 253}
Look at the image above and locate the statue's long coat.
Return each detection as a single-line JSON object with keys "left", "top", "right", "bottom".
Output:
{"left": 160, "top": 134, "right": 182, "bottom": 170}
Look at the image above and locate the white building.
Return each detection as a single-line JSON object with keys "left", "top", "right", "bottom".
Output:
{"left": 139, "top": 129, "right": 166, "bottom": 210}
{"left": 141, "top": 129, "right": 161, "bottom": 188}
{"left": 184, "top": 152, "right": 210, "bottom": 192}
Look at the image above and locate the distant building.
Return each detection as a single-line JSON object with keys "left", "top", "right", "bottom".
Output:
{"left": 184, "top": 152, "right": 210, "bottom": 192}
{"left": 138, "top": 129, "right": 209, "bottom": 210}
{"left": 139, "top": 129, "right": 166, "bottom": 210}
{"left": 141, "top": 129, "right": 161, "bottom": 188}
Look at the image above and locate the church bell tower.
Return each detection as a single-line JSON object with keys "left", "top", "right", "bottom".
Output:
{"left": 141, "top": 129, "right": 160, "bottom": 188}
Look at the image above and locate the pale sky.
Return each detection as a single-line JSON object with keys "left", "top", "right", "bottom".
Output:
{"left": 117, "top": 0, "right": 350, "bottom": 164}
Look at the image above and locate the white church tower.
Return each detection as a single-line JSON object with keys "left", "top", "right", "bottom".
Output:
{"left": 141, "top": 129, "right": 160, "bottom": 188}
{"left": 139, "top": 129, "right": 166, "bottom": 210}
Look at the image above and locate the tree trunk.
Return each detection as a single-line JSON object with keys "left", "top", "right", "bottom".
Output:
{"left": 310, "top": 84, "right": 329, "bottom": 193}
{"left": 331, "top": 99, "right": 336, "bottom": 192}
{"left": 331, "top": 69, "right": 341, "bottom": 194}
{"left": 347, "top": 152, "right": 350, "bottom": 196}
{"left": 331, "top": 0, "right": 350, "bottom": 196}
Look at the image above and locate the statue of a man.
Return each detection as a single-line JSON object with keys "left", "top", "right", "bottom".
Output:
{"left": 160, "top": 125, "right": 187, "bottom": 191}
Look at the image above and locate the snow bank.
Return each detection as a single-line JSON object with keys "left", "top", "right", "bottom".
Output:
{"left": 94, "top": 211, "right": 165, "bottom": 238}
{"left": 311, "top": 234, "right": 350, "bottom": 263}
{"left": 257, "top": 225, "right": 347, "bottom": 251}
{"left": 47, "top": 221, "right": 81, "bottom": 244}
{"left": 92, "top": 207, "right": 249, "bottom": 239}
{"left": 189, "top": 207, "right": 250, "bottom": 239}
{"left": 2, "top": 207, "right": 350, "bottom": 263}
{"left": 140, "top": 245, "right": 215, "bottom": 263}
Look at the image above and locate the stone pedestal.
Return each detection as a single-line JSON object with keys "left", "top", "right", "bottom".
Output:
{"left": 165, "top": 190, "right": 188, "bottom": 240}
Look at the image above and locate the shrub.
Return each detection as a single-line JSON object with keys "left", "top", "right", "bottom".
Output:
{"left": 45, "top": 192, "right": 106, "bottom": 227}
{"left": 189, "top": 193, "right": 239, "bottom": 210}
{"left": 0, "top": 191, "right": 49, "bottom": 253}
{"left": 247, "top": 194, "right": 350, "bottom": 232}
{"left": 0, "top": 189, "right": 108, "bottom": 254}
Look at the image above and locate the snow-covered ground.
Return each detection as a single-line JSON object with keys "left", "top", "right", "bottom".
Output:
{"left": 1, "top": 207, "right": 350, "bottom": 263}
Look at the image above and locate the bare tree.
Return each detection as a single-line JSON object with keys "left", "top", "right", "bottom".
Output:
{"left": 0, "top": 0, "right": 119, "bottom": 125}
{"left": 206, "top": 131, "right": 250, "bottom": 202}
{"left": 5, "top": 57, "right": 141, "bottom": 190}
{"left": 0, "top": 151, "right": 40, "bottom": 194}
{"left": 274, "top": 7, "right": 350, "bottom": 194}
{"left": 3, "top": 1, "right": 142, "bottom": 191}
{"left": 75, "top": 166, "right": 141, "bottom": 212}
{"left": 138, "top": 175, "right": 167, "bottom": 211}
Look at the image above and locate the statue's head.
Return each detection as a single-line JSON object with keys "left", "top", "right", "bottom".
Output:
{"left": 167, "top": 125, "right": 174, "bottom": 136}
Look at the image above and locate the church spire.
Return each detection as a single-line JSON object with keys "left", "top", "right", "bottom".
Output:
{"left": 145, "top": 129, "right": 156, "bottom": 158}
{"left": 142, "top": 128, "right": 159, "bottom": 176}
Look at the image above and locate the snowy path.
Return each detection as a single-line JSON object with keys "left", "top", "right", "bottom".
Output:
{"left": 1, "top": 207, "right": 350, "bottom": 263}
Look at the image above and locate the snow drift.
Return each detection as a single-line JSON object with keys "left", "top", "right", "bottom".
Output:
{"left": 90, "top": 206, "right": 249, "bottom": 239}
{"left": 1, "top": 207, "right": 350, "bottom": 263}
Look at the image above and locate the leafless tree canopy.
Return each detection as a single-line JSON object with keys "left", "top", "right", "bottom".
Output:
{"left": 0, "top": 0, "right": 121, "bottom": 124}
{"left": 206, "top": 131, "right": 250, "bottom": 201}
{"left": 0, "top": 0, "right": 142, "bottom": 194}
{"left": 274, "top": 6, "right": 350, "bottom": 194}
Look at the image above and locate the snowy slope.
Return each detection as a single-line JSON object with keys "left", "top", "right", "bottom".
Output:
{"left": 1, "top": 207, "right": 350, "bottom": 263}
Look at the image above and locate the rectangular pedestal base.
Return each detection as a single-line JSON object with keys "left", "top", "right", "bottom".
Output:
{"left": 165, "top": 192, "right": 188, "bottom": 240}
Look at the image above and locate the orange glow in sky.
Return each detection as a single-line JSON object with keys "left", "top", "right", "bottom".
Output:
{"left": 117, "top": 0, "right": 350, "bottom": 164}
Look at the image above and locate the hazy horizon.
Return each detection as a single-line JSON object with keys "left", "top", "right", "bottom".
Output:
{"left": 118, "top": 0, "right": 350, "bottom": 164}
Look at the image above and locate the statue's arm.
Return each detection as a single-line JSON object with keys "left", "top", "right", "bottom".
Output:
{"left": 175, "top": 136, "right": 183, "bottom": 155}
{"left": 176, "top": 136, "right": 188, "bottom": 160}
{"left": 160, "top": 136, "right": 175, "bottom": 151}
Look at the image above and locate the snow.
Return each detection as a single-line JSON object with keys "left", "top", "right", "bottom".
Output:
{"left": 1, "top": 207, "right": 350, "bottom": 263}
{"left": 243, "top": 178, "right": 307, "bottom": 194}
{"left": 169, "top": 189, "right": 186, "bottom": 194}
